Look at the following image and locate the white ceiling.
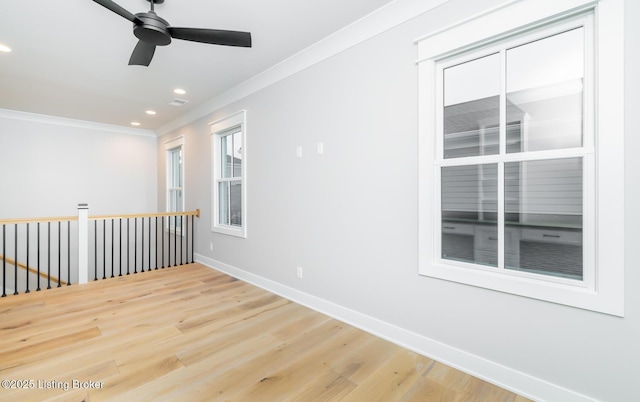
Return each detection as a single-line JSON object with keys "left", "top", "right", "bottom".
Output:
{"left": 0, "top": 0, "right": 396, "bottom": 132}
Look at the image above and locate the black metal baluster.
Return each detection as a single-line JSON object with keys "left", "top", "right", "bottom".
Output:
{"left": 141, "top": 218, "right": 145, "bottom": 273}
{"left": 94, "top": 220, "right": 98, "bottom": 281}
{"left": 180, "top": 216, "right": 183, "bottom": 266}
{"left": 127, "top": 218, "right": 130, "bottom": 275}
{"left": 37, "top": 223, "right": 41, "bottom": 291}
{"left": 155, "top": 217, "right": 158, "bottom": 270}
{"left": 2, "top": 224, "right": 5, "bottom": 297}
{"left": 186, "top": 214, "right": 189, "bottom": 265}
{"left": 57, "top": 221, "right": 61, "bottom": 288}
{"left": 119, "top": 219, "right": 123, "bottom": 277}
{"left": 26, "top": 223, "right": 30, "bottom": 293}
{"left": 111, "top": 219, "right": 114, "bottom": 278}
{"left": 14, "top": 224, "right": 19, "bottom": 295}
{"left": 134, "top": 218, "right": 138, "bottom": 274}
{"left": 67, "top": 221, "right": 71, "bottom": 286}
{"left": 162, "top": 216, "right": 165, "bottom": 268}
{"left": 102, "top": 220, "right": 106, "bottom": 280}
{"left": 191, "top": 214, "right": 195, "bottom": 264}
{"left": 148, "top": 217, "right": 151, "bottom": 271}
{"left": 174, "top": 216, "right": 177, "bottom": 267}
{"left": 47, "top": 222, "right": 51, "bottom": 290}
{"left": 167, "top": 217, "right": 171, "bottom": 268}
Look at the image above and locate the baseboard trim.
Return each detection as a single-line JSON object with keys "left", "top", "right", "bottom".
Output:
{"left": 195, "top": 253, "right": 595, "bottom": 402}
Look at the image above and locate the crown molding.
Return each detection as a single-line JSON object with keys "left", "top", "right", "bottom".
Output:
{"left": 0, "top": 108, "right": 157, "bottom": 138}
{"left": 156, "top": 0, "right": 452, "bottom": 136}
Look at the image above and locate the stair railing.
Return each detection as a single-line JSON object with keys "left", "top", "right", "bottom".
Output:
{"left": 0, "top": 204, "right": 199, "bottom": 296}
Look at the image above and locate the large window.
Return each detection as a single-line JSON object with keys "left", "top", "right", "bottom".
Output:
{"left": 438, "top": 19, "right": 591, "bottom": 280}
{"left": 211, "top": 111, "right": 247, "bottom": 238}
{"left": 165, "top": 137, "right": 184, "bottom": 232}
{"left": 417, "top": 0, "right": 625, "bottom": 315}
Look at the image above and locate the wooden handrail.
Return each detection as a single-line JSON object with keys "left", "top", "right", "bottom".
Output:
{"left": 0, "top": 209, "right": 200, "bottom": 225}
{"left": 0, "top": 254, "right": 67, "bottom": 286}
{"left": 89, "top": 209, "right": 200, "bottom": 221}
{"left": 0, "top": 216, "right": 78, "bottom": 225}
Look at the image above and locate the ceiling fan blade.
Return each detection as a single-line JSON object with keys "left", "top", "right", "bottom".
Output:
{"left": 168, "top": 27, "right": 252, "bottom": 47}
{"left": 92, "top": 0, "right": 141, "bottom": 23}
{"left": 129, "top": 41, "right": 156, "bottom": 66}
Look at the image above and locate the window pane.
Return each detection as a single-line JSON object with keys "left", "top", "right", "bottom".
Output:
{"left": 230, "top": 180, "right": 242, "bottom": 227}
{"left": 441, "top": 164, "right": 497, "bottom": 266}
{"left": 218, "top": 182, "right": 229, "bottom": 225}
{"left": 443, "top": 53, "right": 500, "bottom": 158}
{"left": 506, "top": 28, "right": 584, "bottom": 152}
{"left": 233, "top": 131, "right": 242, "bottom": 178}
{"left": 505, "top": 158, "right": 583, "bottom": 279}
{"left": 168, "top": 148, "right": 182, "bottom": 187}
{"left": 169, "top": 189, "right": 183, "bottom": 213}
{"left": 221, "top": 135, "right": 232, "bottom": 178}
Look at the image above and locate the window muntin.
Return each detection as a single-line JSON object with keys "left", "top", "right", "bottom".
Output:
{"left": 435, "top": 19, "right": 591, "bottom": 284}
{"left": 211, "top": 111, "right": 247, "bottom": 238}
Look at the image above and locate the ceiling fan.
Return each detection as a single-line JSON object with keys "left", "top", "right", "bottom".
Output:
{"left": 92, "top": 0, "right": 252, "bottom": 66}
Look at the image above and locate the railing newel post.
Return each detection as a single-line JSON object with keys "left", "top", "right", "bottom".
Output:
{"left": 77, "top": 203, "right": 90, "bottom": 285}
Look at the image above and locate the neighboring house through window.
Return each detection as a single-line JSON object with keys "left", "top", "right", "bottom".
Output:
{"left": 417, "top": 0, "right": 625, "bottom": 315}
{"left": 211, "top": 110, "right": 247, "bottom": 238}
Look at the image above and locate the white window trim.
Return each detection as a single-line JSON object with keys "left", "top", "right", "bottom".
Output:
{"left": 210, "top": 110, "right": 247, "bottom": 238}
{"left": 164, "top": 136, "right": 185, "bottom": 236}
{"left": 417, "top": 0, "right": 624, "bottom": 316}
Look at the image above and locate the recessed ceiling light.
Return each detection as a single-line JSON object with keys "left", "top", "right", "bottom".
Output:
{"left": 174, "top": 88, "right": 186, "bottom": 95}
{"left": 0, "top": 44, "right": 11, "bottom": 53}
{"left": 131, "top": 122, "right": 141, "bottom": 126}
{"left": 145, "top": 110, "right": 157, "bottom": 115}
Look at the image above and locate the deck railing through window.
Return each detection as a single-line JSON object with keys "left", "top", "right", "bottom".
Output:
{"left": 0, "top": 205, "right": 199, "bottom": 296}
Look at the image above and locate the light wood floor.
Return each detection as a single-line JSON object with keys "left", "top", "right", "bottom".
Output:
{"left": 0, "top": 263, "right": 531, "bottom": 401}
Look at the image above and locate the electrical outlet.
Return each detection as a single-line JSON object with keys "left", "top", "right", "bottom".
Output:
{"left": 297, "top": 267, "right": 303, "bottom": 279}
{"left": 209, "top": 242, "right": 213, "bottom": 251}
{"left": 296, "top": 146, "right": 303, "bottom": 158}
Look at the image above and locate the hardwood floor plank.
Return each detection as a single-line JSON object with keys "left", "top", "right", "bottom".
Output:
{"left": 1, "top": 327, "right": 102, "bottom": 370}
{"left": 342, "top": 349, "right": 434, "bottom": 401}
{"left": 0, "top": 263, "right": 531, "bottom": 401}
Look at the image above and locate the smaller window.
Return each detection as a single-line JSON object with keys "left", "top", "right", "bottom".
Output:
{"left": 165, "top": 137, "right": 184, "bottom": 234}
{"left": 211, "top": 111, "right": 247, "bottom": 238}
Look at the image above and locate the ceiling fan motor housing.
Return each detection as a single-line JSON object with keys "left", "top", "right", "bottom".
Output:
{"left": 133, "top": 11, "right": 172, "bottom": 46}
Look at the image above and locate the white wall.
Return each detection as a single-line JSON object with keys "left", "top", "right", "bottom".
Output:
{"left": 0, "top": 112, "right": 158, "bottom": 218}
{"left": 158, "top": 0, "right": 640, "bottom": 400}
